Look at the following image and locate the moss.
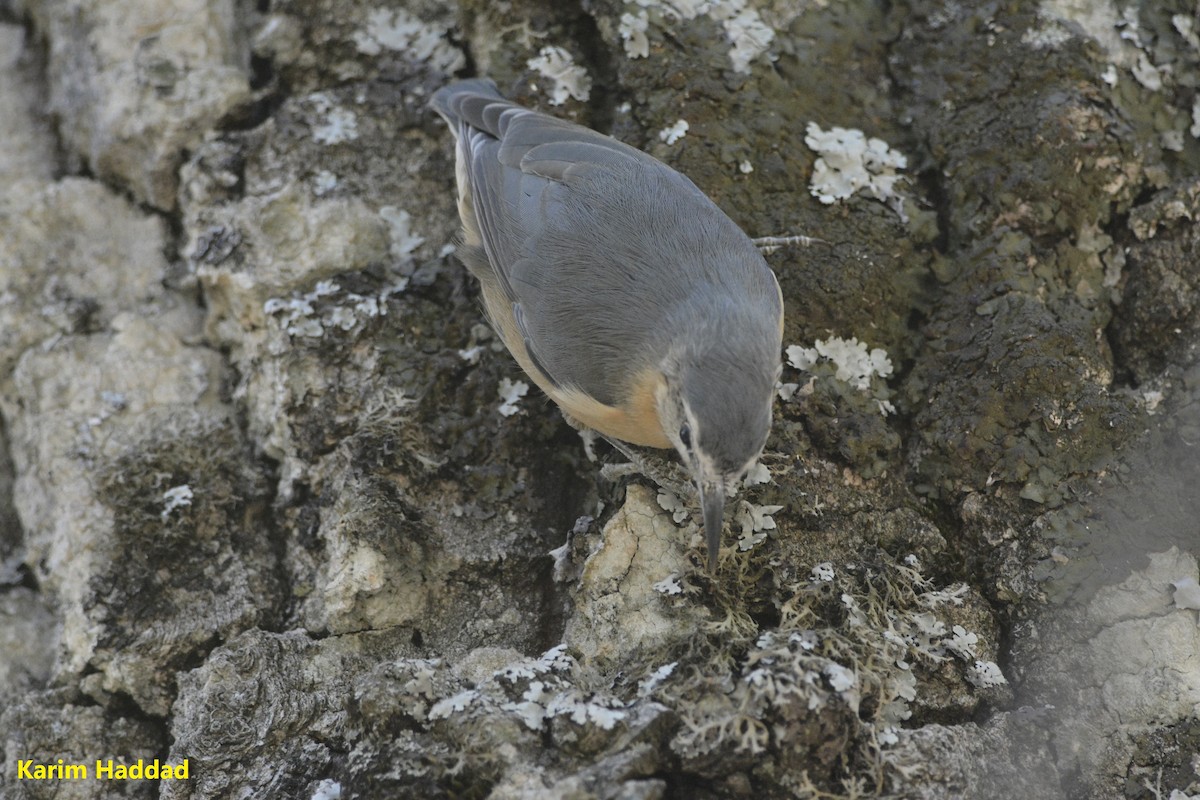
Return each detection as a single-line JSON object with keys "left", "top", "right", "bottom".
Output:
{"left": 1121, "top": 717, "right": 1200, "bottom": 799}
{"left": 638, "top": 547, "right": 1005, "bottom": 797}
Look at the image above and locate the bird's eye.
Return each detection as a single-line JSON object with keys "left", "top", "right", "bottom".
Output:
{"left": 679, "top": 424, "right": 692, "bottom": 449}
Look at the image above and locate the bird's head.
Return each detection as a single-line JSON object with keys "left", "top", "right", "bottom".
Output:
{"left": 656, "top": 336, "right": 780, "bottom": 570}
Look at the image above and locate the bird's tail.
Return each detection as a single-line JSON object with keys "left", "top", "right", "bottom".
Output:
{"left": 430, "top": 78, "right": 506, "bottom": 129}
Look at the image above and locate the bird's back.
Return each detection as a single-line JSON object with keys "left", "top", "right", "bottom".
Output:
{"left": 432, "top": 80, "right": 781, "bottom": 414}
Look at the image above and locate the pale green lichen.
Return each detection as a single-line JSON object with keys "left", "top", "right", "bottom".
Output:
{"left": 651, "top": 554, "right": 1002, "bottom": 794}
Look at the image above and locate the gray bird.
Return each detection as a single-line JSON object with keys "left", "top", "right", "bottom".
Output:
{"left": 432, "top": 79, "right": 783, "bottom": 570}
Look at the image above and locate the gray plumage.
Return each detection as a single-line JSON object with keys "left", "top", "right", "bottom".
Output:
{"left": 432, "top": 79, "right": 777, "bottom": 470}
{"left": 432, "top": 77, "right": 782, "bottom": 482}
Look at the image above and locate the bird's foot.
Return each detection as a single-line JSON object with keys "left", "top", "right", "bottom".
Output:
{"left": 752, "top": 234, "right": 829, "bottom": 255}
{"left": 563, "top": 412, "right": 694, "bottom": 497}
{"left": 561, "top": 412, "right": 600, "bottom": 462}
{"left": 597, "top": 435, "right": 694, "bottom": 500}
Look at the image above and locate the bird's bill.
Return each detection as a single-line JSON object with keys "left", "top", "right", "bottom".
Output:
{"left": 700, "top": 480, "right": 726, "bottom": 571}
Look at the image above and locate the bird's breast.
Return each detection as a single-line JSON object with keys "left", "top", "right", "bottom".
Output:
{"left": 548, "top": 367, "right": 671, "bottom": 449}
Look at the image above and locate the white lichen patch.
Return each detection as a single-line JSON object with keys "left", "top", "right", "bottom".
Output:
{"left": 776, "top": 380, "right": 804, "bottom": 402}
{"left": 309, "top": 93, "right": 359, "bottom": 145}
{"left": 889, "top": 664, "right": 917, "bottom": 707}
{"left": 545, "top": 689, "right": 627, "bottom": 730}
{"left": 1021, "top": 23, "right": 1074, "bottom": 48}
{"left": 945, "top": 625, "right": 979, "bottom": 659}
{"left": 497, "top": 378, "right": 529, "bottom": 417}
{"left": 624, "top": 0, "right": 777, "bottom": 73}
{"left": 457, "top": 323, "right": 494, "bottom": 367}
{"left": 428, "top": 688, "right": 480, "bottom": 719}
{"left": 824, "top": 662, "right": 856, "bottom": 693}
{"left": 742, "top": 461, "right": 771, "bottom": 487}
{"left": 312, "top": 170, "right": 338, "bottom": 196}
{"left": 526, "top": 46, "right": 591, "bottom": 105}
{"left": 619, "top": 10, "right": 651, "bottom": 58}
{"left": 811, "top": 562, "right": 835, "bottom": 582}
{"left": 656, "top": 489, "right": 690, "bottom": 524}
{"left": 457, "top": 345, "right": 484, "bottom": 365}
{"left": 638, "top": 662, "right": 677, "bottom": 696}
{"left": 787, "top": 337, "right": 894, "bottom": 392}
{"left": 264, "top": 278, "right": 406, "bottom": 341}
{"left": 715, "top": 3, "right": 775, "bottom": 73}
{"left": 1165, "top": 125, "right": 1188, "bottom": 151}
{"left": 502, "top": 680, "right": 551, "bottom": 730}
{"left": 494, "top": 644, "right": 573, "bottom": 682}
{"left": 905, "top": 612, "right": 948, "bottom": 659}
{"left": 734, "top": 500, "right": 782, "bottom": 551}
{"left": 311, "top": 779, "right": 342, "bottom": 800}
{"left": 658, "top": 119, "right": 689, "bottom": 145}
{"left": 415, "top": 643, "right": 648, "bottom": 735}
{"left": 160, "top": 485, "right": 194, "bottom": 521}
{"left": 1175, "top": 14, "right": 1200, "bottom": 51}
{"left": 893, "top": 611, "right": 995, "bottom": 671}
{"left": 919, "top": 583, "right": 970, "bottom": 608}
{"left": 661, "top": 554, "right": 1004, "bottom": 762}
{"left": 965, "top": 660, "right": 1008, "bottom": 688}
{"left": 841, "top": 592, "right": 869, "bottom": 627}
{"left": 804, "top": 123, "right": 907, "bottom": 211}
{"left": 876, "top": 725, "right": 901, "bottom": 747}
{"left": 351, "top": 8, "right": 465, "bottom": 73}
{"left": 653, "top": 573, "right": 683, "bottom": 595}
{"left": 378, "top": 206, "right": 426, "bottom": 263}
{"left": 1173, "top": 576, "right": 1200, "bottom": 613}
{"left": 790, "top": 630, "right": 819, "bottom": 651}
{"left": 1034, "top": 2, "right": 1178, "bottom": 96}
{"left": 1034, "top": 1, "right": 1128, "bottom": 62}
{"left": 1131, "top": 51, "right": 1163, "bottom": 91}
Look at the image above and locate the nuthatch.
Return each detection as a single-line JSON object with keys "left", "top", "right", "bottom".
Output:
{"left": 432, "top": 79, "right": 783, "bottom": 569}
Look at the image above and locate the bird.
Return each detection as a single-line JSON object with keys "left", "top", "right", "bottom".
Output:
{"left": 431, "top": 78, "right": 783, "bottom": 570}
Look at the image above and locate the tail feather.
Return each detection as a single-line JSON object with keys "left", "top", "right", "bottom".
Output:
{"left": 431, "top": 79, "right": 510, "bottom": 134}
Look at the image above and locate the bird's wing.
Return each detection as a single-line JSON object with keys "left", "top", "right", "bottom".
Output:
{"left": 435, "top": 80, "right": 675, "bottom": 276}
{"left": 433, "top": 81, "right": 747, "bottom": 407}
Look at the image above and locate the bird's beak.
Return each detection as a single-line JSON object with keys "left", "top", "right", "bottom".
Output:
{"left": 699, "top": 480, "right": 726, "bottom": 571}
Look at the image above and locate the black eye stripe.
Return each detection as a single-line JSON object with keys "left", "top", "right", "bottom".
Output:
{"left": 679, "top": 424, "right": 692, "bottom": 449}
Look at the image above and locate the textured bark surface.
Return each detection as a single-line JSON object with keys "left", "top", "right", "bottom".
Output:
{"left": 1, "top": 1, "right": 1199, "bottom": 798}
